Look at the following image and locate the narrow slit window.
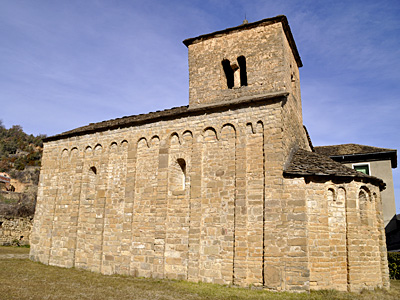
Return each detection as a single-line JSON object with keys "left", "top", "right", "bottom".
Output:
{"left": 237, "top": 56, "right": 247, "bottom": 86}
{"left": 90, "top": 166, "right": 97, "bottom": 175}
{"left": 222, "top": 59, "right": 234, "bottom": 89}
{"left": 177, "top": 158, "right": 186, "bottom": 190}
{"left": 170, "top": 158, "right": 186, "bottom": 192}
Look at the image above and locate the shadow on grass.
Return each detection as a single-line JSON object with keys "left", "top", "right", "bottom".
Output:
{"left": 0, "top": 245, "right": 30, "bottom": 255}
{"left": 0, "top": 246, "right": 399, "bottom": 300}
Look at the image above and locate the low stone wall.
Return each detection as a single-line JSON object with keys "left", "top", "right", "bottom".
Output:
{"left": 0, "top": 216, "right": 33, "bottom": 246}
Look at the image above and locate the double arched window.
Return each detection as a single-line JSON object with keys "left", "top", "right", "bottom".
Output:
{"left": 222, "top": 56, "right": 247, "bottom": 89}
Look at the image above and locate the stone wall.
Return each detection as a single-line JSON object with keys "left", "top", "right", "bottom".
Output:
{"left": 29, "top": 97, "right": 389, "bottom": 291}
{"left": 0, "top": 216, "right": 33, "bottom": 246}
{"left": 29, "top": 15, "right": 389, "bottom": 292}
{"left": 186, "top": 20, "right": 301, "bottom": 108}
{"left": 300, "top": 179, "right": 389, "bottom": 291}
{"left": 343, "top": 160, "right": 396, "bottom": 226}
{"left": 30, "top": 100, "right": 292, "bottom": 287}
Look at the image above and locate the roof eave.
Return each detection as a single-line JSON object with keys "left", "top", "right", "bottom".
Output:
{"left": 183, "top": 15, "right": 302, "bottom": 68}
{"left": 330, "top": 151, "right": 397, "bottom": 169}
{"left": 43, "top": 91, "right": 289, "bottom": 143}
{"left": 283, "top": 171, "right": 386, "bottom": 191}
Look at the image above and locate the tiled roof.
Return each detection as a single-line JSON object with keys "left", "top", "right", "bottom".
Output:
{"left": 44, "top": 91, "right": 288, "bottom": 142}
{"left": 0, "top": 175, "right": 10, "bottom": 183}
{"left": 314, "top": 144, "right": 395, "bottom": 156}
{"left": 314, "top": 144, "right": 397, "bottom": 168}
{"left": 284, "top": 148, "right": 385, "bottom": 188}
{"left": 45, "top": 105, "right": 189, "bottom": 142}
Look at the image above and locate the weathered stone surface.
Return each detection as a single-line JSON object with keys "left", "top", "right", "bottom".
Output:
{"left": 29, "top": 15, "right": 388, "bottom": 292}
{"left": 0, "top": 216, "right": 33, "bottom": 246}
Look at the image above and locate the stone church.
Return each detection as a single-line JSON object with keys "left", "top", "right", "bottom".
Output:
{"left": 30, "top": 15, "right": 389, "bottom": 292}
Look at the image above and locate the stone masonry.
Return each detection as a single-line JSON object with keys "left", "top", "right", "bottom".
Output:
{"left": 30, "top": 16, "right": 389, "bottom": 292}
{"left": 0, "top": 216, "right": 33, "bottom": 246}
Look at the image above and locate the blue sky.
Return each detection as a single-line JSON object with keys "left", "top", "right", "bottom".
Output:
{"left": 1, "top": 0, "right": 399, "bottom": 212}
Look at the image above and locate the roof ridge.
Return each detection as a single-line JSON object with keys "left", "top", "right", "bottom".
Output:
{"left": 44, "top": 91, "right": 289, "bottom": 142}
{"left": 315, "top": 143, "right": 395, "bottom": 149}
{"left": 284, "top": 148, "right": 385, "bottom": 189}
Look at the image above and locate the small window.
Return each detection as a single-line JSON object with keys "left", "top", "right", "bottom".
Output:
{"left": 222, "top": 56, "right": 247, "bottom": 89}
{"left": 222, "top": 59, "right": 234, "bottom": 89}
{"left": 353, "top": 163, "right": 370, "bottom": 175}
{"left": 90, "top": 166, "right": 97, "bottom": 175}
{"left": 177, "top": 158, "right": 186, "bottom": 190}
{"left": 237, "top": 56, "right": 247, "bottom": 86}
{"left": 170, "top": 158, "right": 186, "bottom": 192}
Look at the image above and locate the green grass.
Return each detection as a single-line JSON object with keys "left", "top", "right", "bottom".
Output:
{"left": 1, "top": 246, "right": 399, "bottom": 300}
{"left": 0, "top": 245, "right": 30, "bottom": 255}
{"left": 0, "top": 193, "right": 17, "bottom": 204}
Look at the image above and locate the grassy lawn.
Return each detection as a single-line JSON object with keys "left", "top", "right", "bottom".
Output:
{"left": 1, "top": 246, "right": 400, "bottom": 300}
{"left": 0, "top": 245, "right": 30, "bottom": 255}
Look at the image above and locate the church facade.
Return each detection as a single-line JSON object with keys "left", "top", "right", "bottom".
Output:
{"left": 29, "top": 16, "right": 389, "bottom": 292}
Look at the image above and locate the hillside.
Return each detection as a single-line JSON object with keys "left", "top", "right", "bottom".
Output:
{"left": 0, "top": 121, "right": 45, "bottom": 217}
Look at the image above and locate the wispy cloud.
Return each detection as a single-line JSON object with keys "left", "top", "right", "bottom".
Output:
{"left": 0, "top": 0, "right": 399, "bottom": 211}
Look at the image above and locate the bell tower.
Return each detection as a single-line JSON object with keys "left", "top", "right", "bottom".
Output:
{"left": 183, "top": 15, "right": 302, "bottom": 108}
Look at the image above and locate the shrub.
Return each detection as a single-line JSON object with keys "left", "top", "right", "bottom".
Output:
{"left": 388, "top": 252, "right": 400, "bottom": 279}
{"left": 0, "top": 192, "right": 35, "bottom": 217}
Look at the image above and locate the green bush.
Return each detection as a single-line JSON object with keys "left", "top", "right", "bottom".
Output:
{"left": 0, "top": 121, "right": 44, "bottom": 172}
{"left": 388, "top": 252, "right": 400, "bottom": 279}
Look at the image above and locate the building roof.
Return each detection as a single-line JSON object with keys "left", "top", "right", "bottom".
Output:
{"left": 303, "top": 125, "right": 314, "bottom": 151}
{"left": 183, "top": 15, "right": 303, "bottom": 68}
{"left": 0, "top": 175, "right": 10, "bottom": 183}
{"left": 45, "top": 105, "right": 189, "bottom": 142}
{"left": 284, "top": 148, "right": 386, "bottom": 189}
{"left": 314, "top": 144, "right": 397, "bottom": 168}
{"left": 44, "top": 91, "right": 288, "bottom": 142}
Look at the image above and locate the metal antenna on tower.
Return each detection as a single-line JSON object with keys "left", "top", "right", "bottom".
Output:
{"left": 243, "top": 12, "right": 248, "bottom": 24}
